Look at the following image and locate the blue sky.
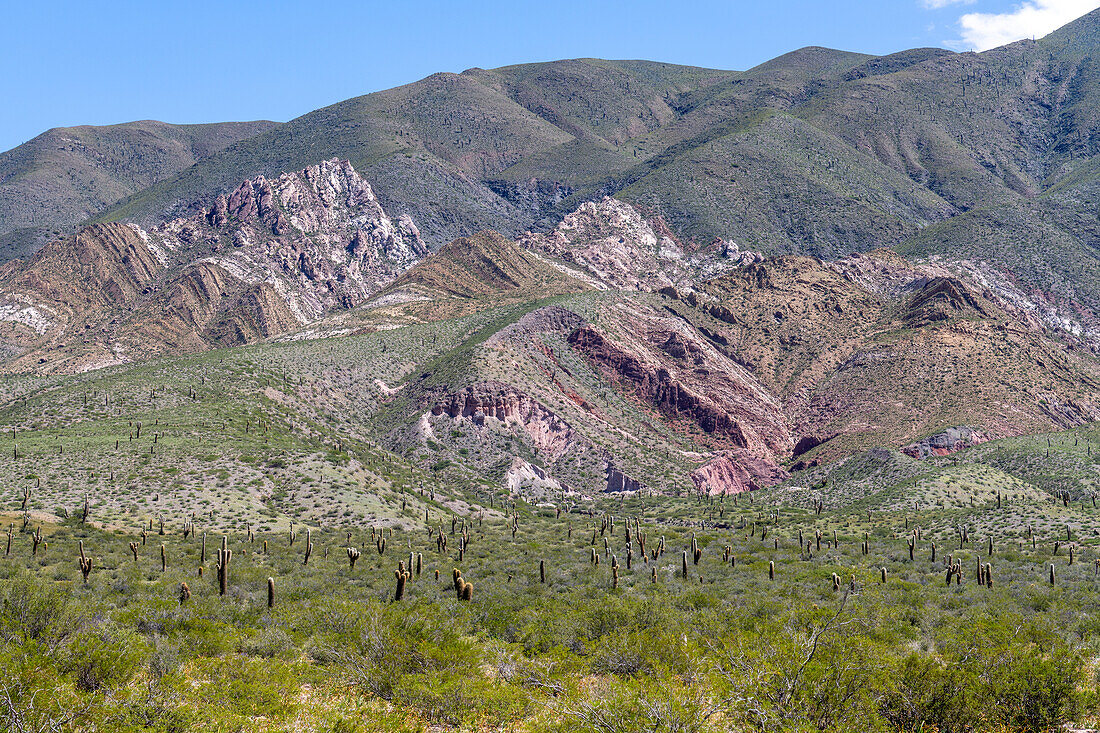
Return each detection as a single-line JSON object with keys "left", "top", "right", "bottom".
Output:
{"left": 1, "top": 0, "right": 1097, "bottom": 152}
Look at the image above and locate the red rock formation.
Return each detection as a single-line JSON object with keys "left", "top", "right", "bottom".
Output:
{"left": 568, "top": 325, "right": 761, "bottom": 450}
{"left": 691, "top": 451, "right": 788, "bottom": 495}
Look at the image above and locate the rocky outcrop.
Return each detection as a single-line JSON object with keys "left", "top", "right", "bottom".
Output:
{"left": 901, "top": 427, "right": 989, "bottom": 458}
{"left": 566, "top": 319, "right": 790, "bottom": 458}
{"left": 691, "top": 451, "right": 789, "bottom": 495}
{"left": 506, "top": 458, "right": 569, "bottom": 497}
{"left": 1, "top": 223, "right": 163, "bottom": 313}
{"left": 487, "top": 305, "right": 588, "bottom": 347}
{"left": 0, "top": 223, "right": 168, "bottom": 371}
{"left": 517, "top": 197, "right": 756, "bottom": 292}
{"left": 560, "top": 303, "right": 793, "bottom": 495}
{"left": 605, "top": 464, "right": 645, "bottom": 493}
{"left": 0, "top": 159, "right": 427, "bottom": 372}
{"left": 902, "top": 276, "right": 989, "bottom": 327}
{"left": 430, "top": 382, "right": 579, "bottom": 461}
{"left": 154, "top": 158, "right": 427, "bottom": 324}
{"left": 572, "top": 324, "right": 755, "bottom": 445}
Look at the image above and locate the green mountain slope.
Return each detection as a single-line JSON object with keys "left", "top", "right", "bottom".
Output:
{"left": 0, "top": 119, "right": 278, "bottom": 259}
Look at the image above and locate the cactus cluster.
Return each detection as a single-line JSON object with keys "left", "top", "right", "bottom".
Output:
{"left": 453, "top": 568, "right": 473, "bottom": 601}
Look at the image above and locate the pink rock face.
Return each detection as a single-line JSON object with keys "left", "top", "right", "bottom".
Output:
{"left": 691, "top": 451, "right": 788, "bottom": 495}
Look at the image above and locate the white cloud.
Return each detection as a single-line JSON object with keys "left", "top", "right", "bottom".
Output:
{"left": 921, "top": 0, "right": 975, "bottom": 9}
{"left": 949, "top": 0, "right": 1100, "bottom": 51}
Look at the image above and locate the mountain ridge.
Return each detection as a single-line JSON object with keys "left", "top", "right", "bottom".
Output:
{"left": 0, "top": 119, "right": 280, "bottom": 260}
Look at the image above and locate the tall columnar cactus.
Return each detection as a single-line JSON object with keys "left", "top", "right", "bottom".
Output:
{"left": 880, "top": 567, "right": 888, "bottom": 584}
{"left": 303, "top": 530, "right": 313, "bottom": 566}
{"left": 539, "top": 560, "right": 545, "bottom": 584}
{"left": 129, "top": 541, "right": 139, "bottom": 562}
{"left": 681, "top": 551, "right": 689, "bottom": 579}
{"left": 216, "top": 537, "right": 231, "bottom": 596}
{"left": 769, "top": 561, "right": 775, "bottom": 580}
{"left": 1049, "top": 564, "right": 1056, "bottom": 586}
{"left": 267, "top": 577, "right": 275, "bottom": 608}
{"left": 347, "top": 547, "right": 360, "bottom": 569}
{"left": 160, "top": 544, "right": 167, "bottom": 572}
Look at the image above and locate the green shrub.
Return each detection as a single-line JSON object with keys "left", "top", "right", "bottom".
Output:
{"left": 61, "top": 623, "right": 149, "bottom": 692}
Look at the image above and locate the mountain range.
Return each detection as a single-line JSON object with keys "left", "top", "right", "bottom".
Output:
{"left": 4, "top": 10, "right": 1100, "bottom": 498}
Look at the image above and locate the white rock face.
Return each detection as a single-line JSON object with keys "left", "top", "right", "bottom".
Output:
{"left": 506, "top": 458, "right": 566, "bottom": 495}
{"left": 518, "top": 197, "right": 758, "bottom": 291}
{"left": 151, "top": 158, "right": 427, "bottom": 324}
